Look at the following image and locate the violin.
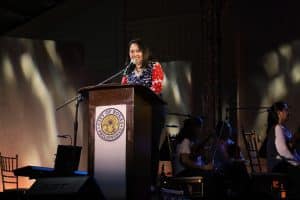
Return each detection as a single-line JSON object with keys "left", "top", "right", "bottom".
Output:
{"left": 190, "top": 134, "right": 215, "bottom": 163}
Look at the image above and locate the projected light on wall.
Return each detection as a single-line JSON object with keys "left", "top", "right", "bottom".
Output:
{"left": 2, "top": 56, "right": 15, "bottom": 84}
{"left": 0, "top": 37, "right": 84, "bottom": 191}
{"left": 291, "top": 62, "right": 300, "bottom": 83}
{"left": 246, "top": 40, "right": 300, "bottom": 144}
{"left": 162, "top": 61, "right": 192, "bottom": 136}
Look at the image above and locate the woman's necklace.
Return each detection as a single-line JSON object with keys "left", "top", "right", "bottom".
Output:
{"left": 134, "top": 67, "right": 143, "bottom": 77}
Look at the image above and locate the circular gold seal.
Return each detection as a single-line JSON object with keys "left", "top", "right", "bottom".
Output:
{"left": 96, "top": 108, "right": 125, "bottom": 141}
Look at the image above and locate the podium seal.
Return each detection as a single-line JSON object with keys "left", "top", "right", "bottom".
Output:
{"left": 95, "top": 107, "right": 125, "bottom": 141}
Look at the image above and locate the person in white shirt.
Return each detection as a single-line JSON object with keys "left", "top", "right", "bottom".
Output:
{"left": 266, "top": 101, "right": 299, "bottom": 172}
{"left": 173, "top": 117, "right": 229, "bottom": 199}
{"left": 266, "top": 101, "right": 300, "bottom": 199}
{"left": 173, "top": 117, "right": 213, "bottom": 176}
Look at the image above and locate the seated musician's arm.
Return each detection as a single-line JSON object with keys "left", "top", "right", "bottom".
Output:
{"left": 275, "top": 125, "right": 299, "bottom": 166}
{"left": 179, "top": 139, "right": 212, "bottom": 170}
{"left": 180, "top": 154, "right": 212, "bottom": 170}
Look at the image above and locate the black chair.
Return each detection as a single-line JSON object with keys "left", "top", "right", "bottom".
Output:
{"left": 160, "top": 176, "right": 204, "bottom": 199}
{"left": 241, "top": 129, "right": 287, "bottom": 199}
{"left": 241, "top": 129, "right": 262, "bottom": 173}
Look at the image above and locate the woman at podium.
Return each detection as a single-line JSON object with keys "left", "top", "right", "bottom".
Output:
{"left": 121, "top": 38, "right": 166, "bottom": 192}
{"left": 121, "top": 38, "right": 164, "bottom": 95}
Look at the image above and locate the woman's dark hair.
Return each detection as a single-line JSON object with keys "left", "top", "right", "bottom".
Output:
{"left": 266, "top": 101, "right": 288, "bottom": 135}
{"left": 127, "top": 38, "right": 150, "bottom": 68}
{"left": 176, "top": 117, "right": 203, "bottom": 143}
{"left": 259, "top": 101, "right": 288, "bottom": 158}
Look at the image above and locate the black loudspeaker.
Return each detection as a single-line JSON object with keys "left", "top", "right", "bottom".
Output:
{"left": 27, "top": 176, "right": 105, "bottom": 200}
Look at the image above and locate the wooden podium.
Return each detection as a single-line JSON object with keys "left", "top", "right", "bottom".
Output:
{"left": 79, "top": 85, "right": 165, "bottom": 199}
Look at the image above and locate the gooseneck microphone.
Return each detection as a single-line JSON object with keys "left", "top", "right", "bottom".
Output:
{"left": 123, "top": 59, "right": 136, "bottom": 75}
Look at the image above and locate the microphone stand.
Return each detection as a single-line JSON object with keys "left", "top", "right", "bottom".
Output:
{"left": 226, "top": 106, "right": 269, "bottom": 111}
{"left": 56, "top": 93, "right": 83, "bottom": 147}
{"left": 56, "top": 94, "right": 81, "bottom": 111}
{"left": 57, "top": 134, "right": 73, "bottom": 145}
{"left": 55, "top": 67, "right": 127, "bottom": 147}
{"left": 95, "top": 68, "right": 126, "bottom": 86}
{"left": 73, "top": 94, "right": 84, "bottom": 146}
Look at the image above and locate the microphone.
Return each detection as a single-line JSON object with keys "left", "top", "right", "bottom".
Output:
{"left": 123, "top": 59, "right": 136, "bottom": 75}
{"left": 57, "top": 134, "right": 69, "bottom": 138}
{"left": 57, "top": 134, "right": 73, "bottom": 145}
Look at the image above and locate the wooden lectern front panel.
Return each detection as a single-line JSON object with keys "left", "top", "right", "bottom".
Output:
{"left": 81, "top": 85, "right": 162, "bottom": 199}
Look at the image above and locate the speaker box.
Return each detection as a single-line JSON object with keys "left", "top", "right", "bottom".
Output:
{"left": 27, "top": 176, "right": 105, "bottom": 200}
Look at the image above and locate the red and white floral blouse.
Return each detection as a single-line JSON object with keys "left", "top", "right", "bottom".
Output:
{"left": 121, "top": 62, "right": 164, "bottom": 95}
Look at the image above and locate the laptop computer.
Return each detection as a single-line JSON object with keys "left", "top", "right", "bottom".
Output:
{"left": 54, "top": 145, "right": 82, "bottom": 175}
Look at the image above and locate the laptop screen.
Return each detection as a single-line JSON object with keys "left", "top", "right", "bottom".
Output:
{"left": 54, "top": 145, "right": 82, "bottom": 175}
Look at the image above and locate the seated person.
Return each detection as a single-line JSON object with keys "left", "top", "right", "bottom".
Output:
{"left": 212, "top": 121, "right": 245, "bottom": 172}
{"left": 266, "top": 101, "right": 300, "bottom": 198}
{"left": 212, "top": 121, "right": 250, "bottom": 198}
{"left": 173, "top": 117, "right": 226, "bottom": 198}
{"left": 266, "top": 101, "right": 299, "bottom": 172}
{"left": 173, "top": 117, "right": 213, "bottom": 177}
